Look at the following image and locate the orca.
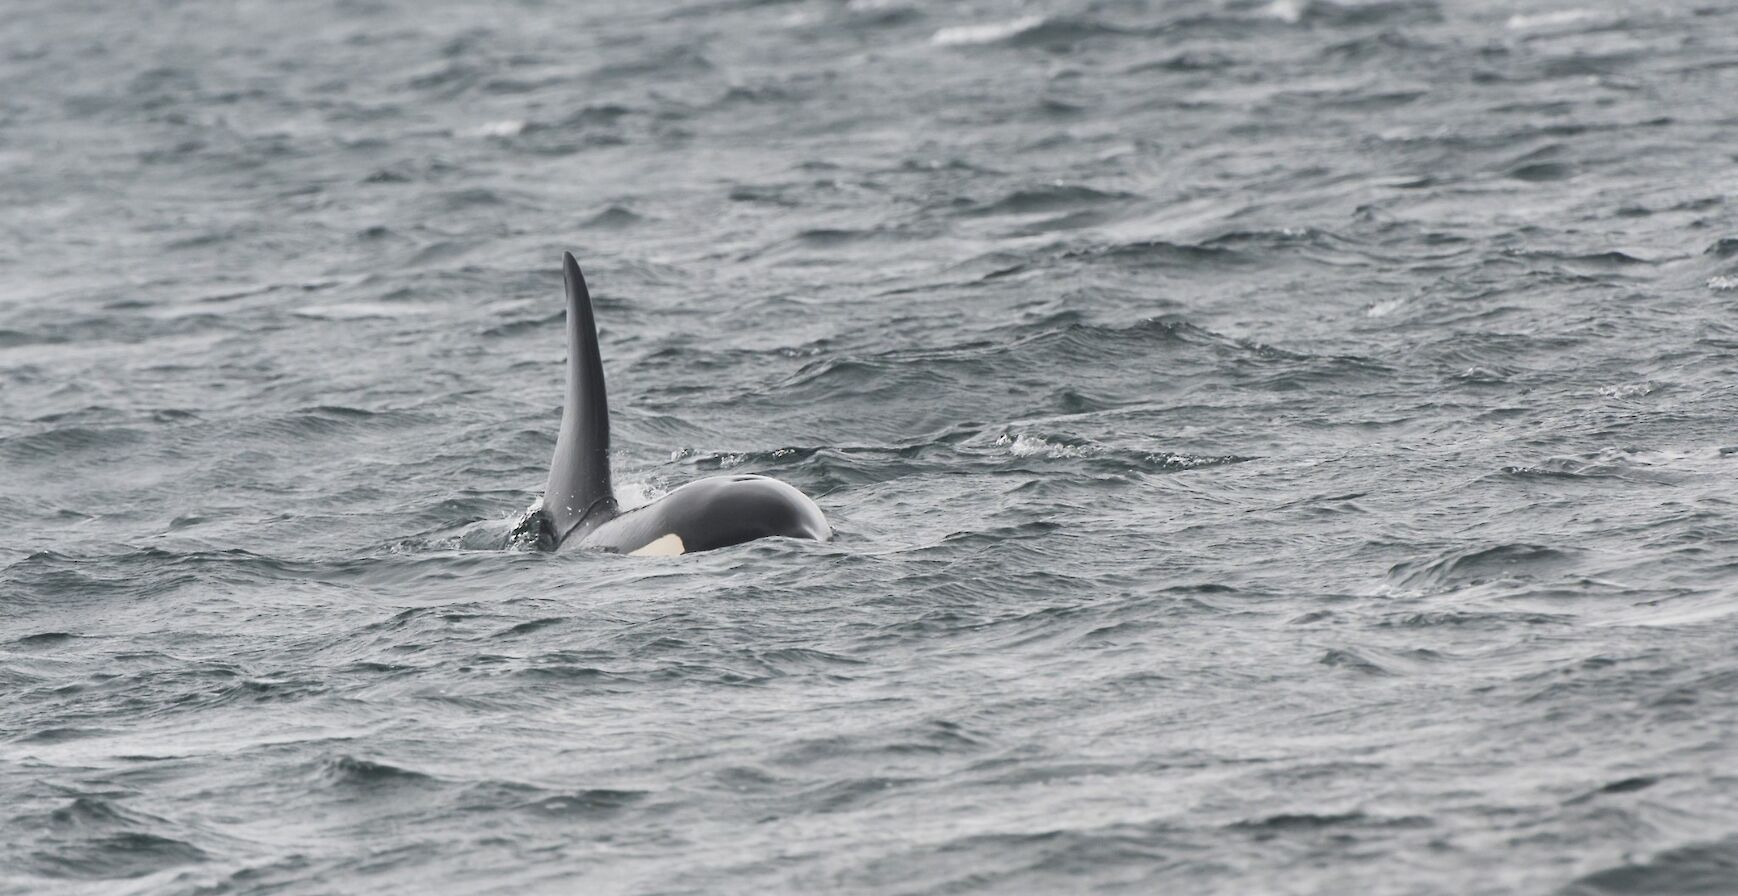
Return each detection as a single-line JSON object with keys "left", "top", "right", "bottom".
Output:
{"left": 520, "top": 252, "right": 830, "bottom": 556}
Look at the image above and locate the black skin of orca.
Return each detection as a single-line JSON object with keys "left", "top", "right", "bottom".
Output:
{"left": 522, "top": 252, "right": 829, "bottom": 555}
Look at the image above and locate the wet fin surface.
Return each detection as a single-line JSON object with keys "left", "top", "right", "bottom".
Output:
{"left": 541, "top": 252, "right": 616, "bottom": 543}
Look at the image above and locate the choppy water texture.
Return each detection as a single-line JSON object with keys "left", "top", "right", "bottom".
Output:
{"left": 5, "top": 0, "right": 1738, "bottom": 892}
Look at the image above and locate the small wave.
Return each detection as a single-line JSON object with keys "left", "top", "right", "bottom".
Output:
{"left": 439, "top": 188, "right": 514, "bottom": 211}
{"left": 992, "top": 432, "right": 1251, "bottom": 474}
{"left": 1705, "top": 238, "right": 1738, "bottom": 259}
{"left": 585, "top": 205, "right": 644, "bottom": 229}
{"left": 961, "top": 183, "right": 1134, "bottom": 217}
{"left": 363, "top": 167, "right": 413, "bottom": 184}
{"left": 727, "top": 183, "right": 799, "bottom": 206}
{"left": 667, "top": 444, "right": 926, "bottom": 494}
{"left": 931, "top": 16, "right": 1044, "bottom": 46}
{"left": 404, "top": 61, "right": 483, "bottom": 96}
{"left": 714, "top": 83, "right": 799, "bottom": 108}
{"left": 0, "top": 425, "right": 146, "bottom": 462}
{"left": 13, "top": 631, "right": 77, "bottom": 646}
{"left": 523, "top": 789, "right": 647, "bottom": 817}
{"left": 792, "top": 227, "right": 873, "bottom": 247}
{"left": 1321, "top": 31, "right": 1436, "bottom": 63}
{"left": 1570, "top": 776, "right": 1659, "bottom": 801}
{"left": 481, "top": 308, "right": 563, "bottom": 338}
{"left": 43, "top": 796, "right": 149, "bottom": 829}
{"left": 262, "top": 404, "right": 415, "bottom": 437}
{"left": 1499, "top": 447, "right": 1717, "bottom": 484}
{"left": 842, "top": 0, "right": 920, "bottom": 26}
{"left": 613, "top": 475, "right": 671, "bottom": 511}
{"left": 1233, "top": 810, "right": 1365, "bottom": 829}
{"left": 1386, "top": 544, "right": 1581, "bottom": 595}
{"left": 764, "top": 315, "right": 1359, "bottom": 422}
{"left": 16, "top": 726, "right": 117, "bottom": 743}
{"left": 545, "top": 103, "right": 635, "bottom": 129}
{"left": 292, "top": 302, "right": 434, "bottom": 320}
{"left": 1566, "top": 836, "right": 1738, "bottom": 895}
{"left": 1507, "top": 9, "right": 1599, "bottom": 31}
{"left": 1200, "top": 226, "right": 1404, "bottom": 268}
{"left": 1314, "top": 0, "right": 1442, "bottom": 26}
{"left": 1599, "top": 382, "right": 1658, "bottom": 399}
{"left": 1365, "top": 296, "right": 1409, "bottom": 318}
{"left": 498, "top": 617, "right": 566, "bottom": 637}
{"left": 1261, "top": 0, "right": 1304, "bottom": 23}
{"left": 795, "top": 776, "right": 917, "bottom": 814}
{"left": 454, "top": 119, "right": 526, "bottom": 139}
{"left": 1494, "top": 468, "right": 1612, "bottom": 482}
{"left": 1002, "top": 433, "right": 1096, "bottom": 459}
{"left": 1125, "top": 51, "right": 1239, "bottom": 73}
{"left": 17, "top": 797, "right": 209, "bottom": 881}
{"left": 316, "top": 755, "right": 435, "bottom": 789}
{"left": 397, "top": 509, "right": 542, "bottom": 553}
{"left": 1063, "top": 238, "right": 1249, "bottom": 268}
{"left": 740, "top": 226, "right": 899, "bottom": 262}
{"left": 0, "top": 327, "right": 43, "bottom": 348}
{"left": 1318, "top": 648, "right": 1393, "bottom": 676}
{"left": 1507, "top": 160, "right": 1575, "bottom": 182}
{"left": 1004, "top": 17, "right": 1137, "bottom": 49}
{"left": 591, "top": 45, "right": 711, "bottom": 80}
{"left": 515, "top": 664, "right": 622, "bottom": 681}
{"left": 1248, "top": 0, "right": 1441, "bottom": 27}
{"left": 1378, "top": 610, "right": 1571, "bottom": 628}
{"left": 26, "top": 831, "right": 208, "bottom": 881}
{"left": 755, "top": 646, "right": 869, "bottom": 673}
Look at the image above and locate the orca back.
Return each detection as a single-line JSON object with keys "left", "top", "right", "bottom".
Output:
{"left": 529, "top": 252, "right": 829, "bottom": 555}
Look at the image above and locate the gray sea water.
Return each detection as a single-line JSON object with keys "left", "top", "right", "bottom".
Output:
{"left": 5, "top": 0, "right": 1738, "bottom": 892}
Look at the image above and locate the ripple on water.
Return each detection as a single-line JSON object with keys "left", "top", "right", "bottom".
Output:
{"left": 1384, "top": 544, "right": 1582, "bottom": 596}
{"left": 13, "top": 797, "right": 210, "bottom": 881}
{"left": 1564, "top": 836, "right": 1738, "bottom": 896}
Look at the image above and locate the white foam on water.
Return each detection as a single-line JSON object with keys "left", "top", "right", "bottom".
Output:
{"left": 1365, "top": 296, "right": 1408, "bottom": 318}
{"left": 614, "top": 475, "right": 670, "bottom": 511}
{"left": 292, "top": 302, "right": 432, "bottom": 320}
{"left": 1506, "top": 9, "right": 1598, "bottom": 30}
{"left": 1598, "top": 382, "right": 1656, "bottom": 399}
{"left": 1261, "top": 0, "right": 1304, "bottom": 24}
{"left": 456, "top": 120, "right": 526, "bottom": 138}
{"left": 931, "top": 16, "right": 1044, "bottom": 47}
{"left": 1000, "top": 433, "right": 1098, "bottom": 458}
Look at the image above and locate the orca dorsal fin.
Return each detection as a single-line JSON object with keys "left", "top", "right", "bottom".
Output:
{"left": 541, "top": 252, "right": 616, "bottom": 544}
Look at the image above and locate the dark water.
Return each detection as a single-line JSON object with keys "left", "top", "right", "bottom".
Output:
{"left": 5, "top": 0, "right": 1738, "bottom": 892}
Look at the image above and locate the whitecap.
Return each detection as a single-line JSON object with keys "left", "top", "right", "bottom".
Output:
{"left": 1261, "top": 0, "right": 1303, "bottom": 24}
{"left": 1365, "top": 296, "right": 1408, "bottom": 318}
{"left": 1598, "top": 383, "right": 1655, "bottom": 399}
{"left": 930, "top": 15, "right": 1043, "bottom": 47}
{"left": 456, "top": 120, "right": 527, "bottom": 139}
{"left": 613, "top": 475, "right": 670, "bottom": 511}
{"left": 292, "top": 303, "right": 432, "bottom": 320}
{"left": 999, "top": 433, "right": 1098, "bottom": 458}
{"left": 1506, "top": 10, "right": 1597, "bottom": 30}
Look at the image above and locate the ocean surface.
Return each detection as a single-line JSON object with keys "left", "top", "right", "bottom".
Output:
{"left": 4, "top": 0, "right": 1738, "bottom": 892}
